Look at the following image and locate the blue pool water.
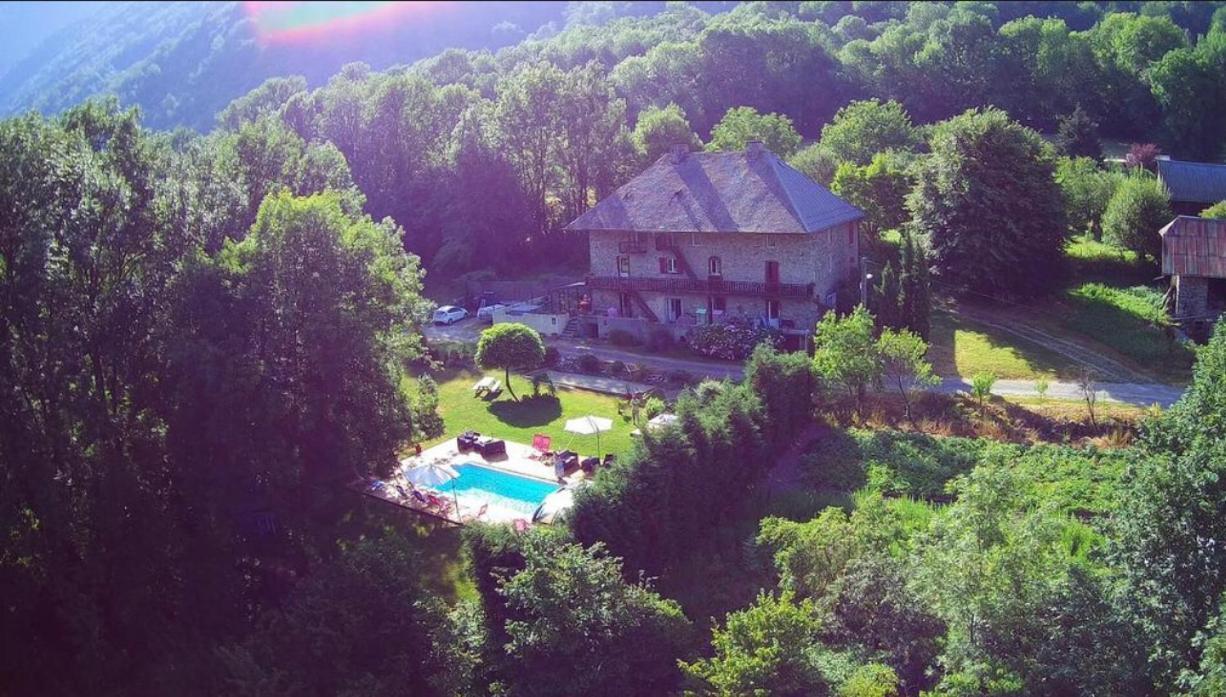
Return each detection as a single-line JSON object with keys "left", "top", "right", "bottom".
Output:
{"left": 436, "top": 463, "right": 559, "bottom": 516}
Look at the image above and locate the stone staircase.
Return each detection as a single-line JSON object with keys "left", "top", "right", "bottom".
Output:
{"left": 561, "top": 317, "right": 581, "bottom": 338}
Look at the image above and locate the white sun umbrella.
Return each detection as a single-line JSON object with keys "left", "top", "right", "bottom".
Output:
{"left": 564, "top": 415, "right": 613, "bottom": 458}
{"left": 533, "top": 487, "right": 576, "bottom": 524}
{"left": 646, "top": 413, "right": 678, "bottom": 430}
{"left": 402, "top": 459, "right": 460, "bottom": 514}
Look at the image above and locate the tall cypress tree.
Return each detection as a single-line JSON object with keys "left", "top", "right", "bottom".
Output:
{"left": 874, "top": 260, "right": 901, "bottom": 329}
{"left": 899, "top": 229, "right": 931, "bottom": 339}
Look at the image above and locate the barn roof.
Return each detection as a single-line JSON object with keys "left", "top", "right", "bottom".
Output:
{"left": 1161, "top": 215, "right": 1226, "bottom": 278}
{"left": 1157, "top": 159, "right": 1226, "bottom": 205}
{"left": 564, "top": 145, "right": 863, "bottom": 235}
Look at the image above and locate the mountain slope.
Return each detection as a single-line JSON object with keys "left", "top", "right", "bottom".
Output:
{"left": 0, "top": 1, "right": 569, "bottom": 131}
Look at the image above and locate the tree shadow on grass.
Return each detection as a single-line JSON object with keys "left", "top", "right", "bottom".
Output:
{"left": 487, "top": 395, "right": 562, "bottom": 428}
{"left": 930, "top": 306, "right": 1077, "bottom": 379}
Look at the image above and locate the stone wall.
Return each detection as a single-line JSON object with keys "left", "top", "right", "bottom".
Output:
{"left": 589, "top": 226, "right": 858, "bottom": 300}
{"left": 587, "top": 226, "right": 856, "bottom": 338}
{"left": 1174, "top": 274, "right": 1209, "bottom": 320}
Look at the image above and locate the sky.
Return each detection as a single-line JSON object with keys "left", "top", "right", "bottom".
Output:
{"left": 0, "top": 1, "right": 105, "bottom": 79}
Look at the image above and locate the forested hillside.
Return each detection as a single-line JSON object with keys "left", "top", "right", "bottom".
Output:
{"left": 0, "top": 1, "right": 574, "bottom": 130}
{"left": 189, "top": 1, "right": 1226, "bottom": 283}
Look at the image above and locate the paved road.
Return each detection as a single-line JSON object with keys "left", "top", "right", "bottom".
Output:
{"left": 932, "top": 377, "right": 1182, "bottom": 408}
{"left": 424, "top": 322, "right": 1185, "bottom": 407}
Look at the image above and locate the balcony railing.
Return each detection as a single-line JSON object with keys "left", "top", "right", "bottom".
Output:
{"left": 586, "top": 275, "right": 814, "bottom": 299}
{"left": 618, "top": 240, "right": 649, "bottom": 254}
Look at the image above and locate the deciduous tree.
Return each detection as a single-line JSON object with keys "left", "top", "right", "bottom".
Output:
{"left": 909, "top": 108, "right": 1067, "bottom": 299}
{"left": 475, "top": 323, "right": 546, "bottom": 400}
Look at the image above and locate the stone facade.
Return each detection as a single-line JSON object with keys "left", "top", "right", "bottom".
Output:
{"left": 585, "top": 226, "right": 859, "bottom": 346}
{"left": 1173, "top": 274, "right": 1209, "bottom": 320}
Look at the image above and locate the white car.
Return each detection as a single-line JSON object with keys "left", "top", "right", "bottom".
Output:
{"left": 432, "top": 305, "right": 468, "bottom": 325}
{"left": 476, "top": 303, "right": 507, "bottom": 322}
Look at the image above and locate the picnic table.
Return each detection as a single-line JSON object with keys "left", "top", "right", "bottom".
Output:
{"left": 473, "top": 376, "right": 502, "bottom": 396}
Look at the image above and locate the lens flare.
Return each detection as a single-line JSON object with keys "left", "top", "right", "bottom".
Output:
{"left": 243, "top": 1, "right": 451, "bottom": 45}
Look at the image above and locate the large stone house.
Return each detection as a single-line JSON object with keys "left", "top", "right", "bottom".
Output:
{"left": 1157, "top": 158, "right": 1226, "bottom": 216}
{"left": 1161, "top": 215, "right": 1226, "bottom": 339}
{"left": 563, "top": 143, "right": 863, "bottom": 350}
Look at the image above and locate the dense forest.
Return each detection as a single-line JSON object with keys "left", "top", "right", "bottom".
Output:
{"left": 5, "top": 1, "right": 1226, "bottom": 696}
{"left": 99, "top": 0, "right": 1226, "bottom": 284}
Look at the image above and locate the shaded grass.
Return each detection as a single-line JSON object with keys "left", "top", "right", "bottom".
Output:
{"left": 1058, "top": 283, "right": 1192, "bottom": 383}
{"left": 411, "top": 369, "right": 637, "bottom": 457}
{"left": 928, "top": 307, "right": 1077, "bottom": 379}
{"left": 1064, "top": 234, "right": 1152, "bottom": 286}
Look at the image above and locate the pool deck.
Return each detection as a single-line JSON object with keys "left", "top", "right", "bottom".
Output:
{"left": 352, "top": 438, "right": 587, "bottom": 526}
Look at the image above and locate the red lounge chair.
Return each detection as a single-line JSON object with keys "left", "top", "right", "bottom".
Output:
{"left": 532, "top": 433, "right": 552, "bottom": 453}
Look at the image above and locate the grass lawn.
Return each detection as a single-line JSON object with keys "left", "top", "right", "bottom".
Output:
{"left": 928, "top": 308, "right": 1077, "bottom": 379}
{"left": 415, "top": 369, "right": 638, "bottom": 457}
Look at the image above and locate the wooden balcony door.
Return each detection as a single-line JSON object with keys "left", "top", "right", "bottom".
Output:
{"left": 765, "top": 260, "right": 780, "bottom": 285}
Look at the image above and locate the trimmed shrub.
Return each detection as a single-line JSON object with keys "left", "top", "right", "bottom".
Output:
{"left": 577, "top": 353, "right": 603, "bottom": 374}
{"left": 543, "top": 346, "right": 561, "bottom": 368}
{"left": 643, "top": 396, "right": 666, "bottom": 420}
{"left": 608, "top": 360, "right": 627, "bottom": 376}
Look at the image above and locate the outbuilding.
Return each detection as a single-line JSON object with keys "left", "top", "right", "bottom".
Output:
{"left": 1161, "top": 215, "right": 1226, "bottom": 338}
{"left": 1157, "top": 159, "right": 1226, "bottom": 216}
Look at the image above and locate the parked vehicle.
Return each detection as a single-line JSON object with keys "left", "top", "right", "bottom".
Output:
{"left": 477, "top": 303, "right": 507, "bottom": 323}
{"left": 432, "top": 305, "right": 468, "bottom": 325}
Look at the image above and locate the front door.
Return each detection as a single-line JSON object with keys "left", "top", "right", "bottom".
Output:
{"left": 619, "top": 292, "right": 635, "bottom": 318}
{"left": 766, "top": 299, "right": 781, "bottom": 324}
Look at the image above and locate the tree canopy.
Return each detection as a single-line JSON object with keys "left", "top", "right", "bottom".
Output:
{"left": 910, "top": 107, "right": 1067, "bottom": 299}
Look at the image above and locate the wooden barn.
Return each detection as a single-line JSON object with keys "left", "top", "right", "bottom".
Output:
{"left": 1161, "top": 215, "right": 1226, "bottom": 338}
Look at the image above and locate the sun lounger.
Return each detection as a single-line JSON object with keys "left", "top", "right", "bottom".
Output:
{"left": 513, "top": 519, "right": 530, "bottom": 533}
{"left": 532, "top": 433, "right": 552, "bottom": 453}
{"left": 462, "top": 503, "right": 489, "bottom": 523}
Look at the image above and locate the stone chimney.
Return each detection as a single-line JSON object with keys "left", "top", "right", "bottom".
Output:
{"left": 746, "top": 139, "right": 764, "bottom": 158}
{"left": 671, "top": 143, "right": 689, "bottom": 163}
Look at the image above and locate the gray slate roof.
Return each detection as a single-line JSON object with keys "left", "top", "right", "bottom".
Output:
{"left": 1157, "top": 159, "right": 1226, "bottom": 205}
{"left": 565, "top": 146, "right": 863, "bottom": 234}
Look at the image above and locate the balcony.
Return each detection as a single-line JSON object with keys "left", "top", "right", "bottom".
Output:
{"left": 586, "top": 275, "right": 814, "bottom": 299}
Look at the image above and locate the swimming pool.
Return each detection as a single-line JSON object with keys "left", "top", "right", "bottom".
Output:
{"left": 435, "top": 462, "right": 560, "bottom": 517}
